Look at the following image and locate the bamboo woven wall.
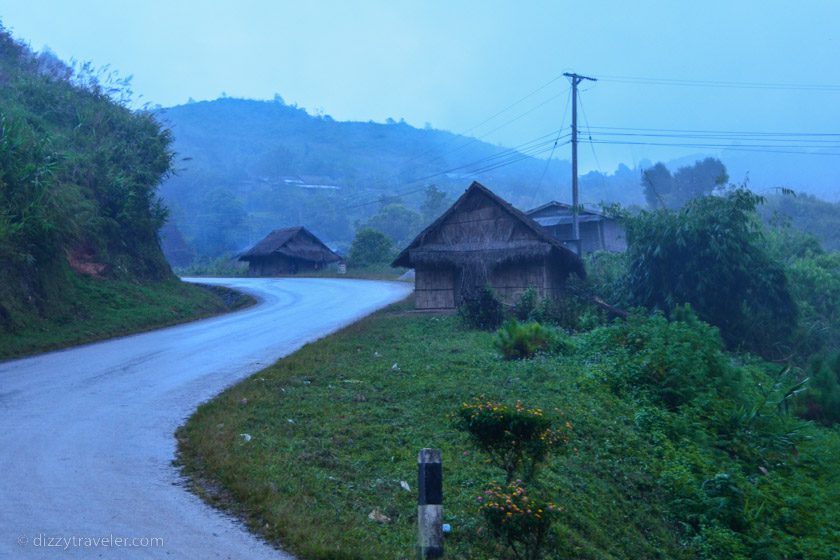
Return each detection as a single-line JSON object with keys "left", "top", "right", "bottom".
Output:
{"left": 488, "top": 259, "right": 555, "bottom": 304}
{"left": 415, "top": 266, "right": 456, "bottom": 309}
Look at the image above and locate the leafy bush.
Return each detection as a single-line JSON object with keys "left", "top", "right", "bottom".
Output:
{"left": 348, "top": 227, "right": 393, "bottom": 267}
{"left": 532, "top": 292, "right": 596, "bottom": 332}
{"left": 509, "top": 287, "right": 604, "bottom": 334}
{"left": 589, "top": 308, "right": 740, "bottom": 410}
{"left": 786, "top": 252, "right": 840, "bottom": 357}
{"left": 478, "top": 481, "right": 561, "bottom": 560}
{"left": 459, "top": 287, "right": 504, "bottom": 330}
{"left": 799, "top": 353, "right": 840, "bottom": 425}
{"left": 584, "top": 250, "right": 631, "bottom": 309}
{"left": 494, "top": 320, "right": 571, "bottom": 360}
{"left": 625, "top": 188, "right": 798, "bottom": 358}
{"left": 513, "top": 288, "right": 540, "bottom": 321}
{"left": 457, "top": 398, "right": 571, "bottom": 482}
{"left": 588, "top": 309, "right": 828, "bottom": 559}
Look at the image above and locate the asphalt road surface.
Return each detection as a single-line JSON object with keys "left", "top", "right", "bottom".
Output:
{"left": 0, "top": 277, "right": 412, "bottom": 559}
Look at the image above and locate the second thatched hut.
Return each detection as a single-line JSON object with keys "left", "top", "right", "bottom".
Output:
{"left": 239, "top": 226, "right": 340, "bottom": 275}
{"left": 392, "top": 182, "right": 585, "bottom": 310}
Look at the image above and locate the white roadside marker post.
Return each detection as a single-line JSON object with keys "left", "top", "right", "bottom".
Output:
{"left": 417, "top": 448, "right": 443, "bottom": 558}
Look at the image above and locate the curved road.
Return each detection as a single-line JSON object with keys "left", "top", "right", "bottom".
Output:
{"left": 0, "top": 278, "right": 412, "bottom": 559}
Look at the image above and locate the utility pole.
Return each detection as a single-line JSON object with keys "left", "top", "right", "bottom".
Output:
{"left": 563, "top": 72, "right": 597, "bottom": 249}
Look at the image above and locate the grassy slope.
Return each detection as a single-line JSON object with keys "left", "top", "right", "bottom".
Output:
{"left": 177, "top": 301, "right": 699, "bottom": 560}
{"left": 0, "top": 275, "right": 253, "bottom": 361}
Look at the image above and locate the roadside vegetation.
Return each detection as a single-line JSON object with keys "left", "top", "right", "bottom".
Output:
{"left": 178, "top": 180, "right": 840, "bottom": 560}
{"left": 177, "top": 298, "right": 839, "bottom": 560}
{"left": 0, "top": 24, "right": 252, "bottom": 357}
{"left": 0, "top": 278, "right": 252, "bottom": 360}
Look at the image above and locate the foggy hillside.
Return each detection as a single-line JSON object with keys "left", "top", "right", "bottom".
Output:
{"left": 157, "top": 97, "right": 839, "bottom": 264}
{"left": 157, "top": 97, "right": 646, "bottom": 260}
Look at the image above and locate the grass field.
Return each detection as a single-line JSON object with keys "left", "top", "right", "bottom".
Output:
{"left": 176, "top": 300, "right": 698, "bottom": 560}
{"left": 0, "top": 275, "right": 253, "bottom": 360}
{"left": 177, "top": 299, "right": 840, "bottom": 560}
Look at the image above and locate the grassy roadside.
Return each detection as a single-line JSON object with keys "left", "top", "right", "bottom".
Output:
{"left": 176, "top": 300, "right": 840, "bottom": 560}
{"left": 0, "top": 275, "right": 254, "bottom": 361}
{"left": 176, "top": 261, "right": 410, "bottom": 282}
{"left": 176, "top": 301, "right": 687, "bottom": 560}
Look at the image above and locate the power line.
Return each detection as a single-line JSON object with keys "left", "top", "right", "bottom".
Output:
{"left": 406, "top": 135, "right": 570, "bottom": 182}
{"left": 576, "top": 88, "right": 603, "bottom": 173}
{"left": 529, "top": 87, "right": 573, "bottom": 207}
{"left": 337, "top": 71, "right": 840, "bottom": 213}
{"left": 400, "top": 74, "right": 570, "bottom": 167}
{"left": 405, "top": 88, "right": 570, "bottom": 171}
{"left": 588, "top": 139, "right": 840, "bottom": 156}
{"left": 462, "top": 141, "right": 570, "bottom": 176}
{"left": 345, "top": 130, "right": 571, "bottom": 209}
{"left": 598, "top": 74, "right": 840, "bottom": 92}
{"left": 419, "top": 132, "right": 570, "bottom": 178}
{"left": 586, "top": 131, "right": 840, "bottom": 148}
{"left": 449, "top": 74, "right": 569, "bottom": 138}
{"left": 587, "top": 125, "right": 840, "bottom": 137}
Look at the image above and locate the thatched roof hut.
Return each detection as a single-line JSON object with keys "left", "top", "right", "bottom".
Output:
{"left": 393, "top": 182, "right": 585, "bottom": 310}
{"left": 239, "top": 226, "right": 340, "bottom": 275}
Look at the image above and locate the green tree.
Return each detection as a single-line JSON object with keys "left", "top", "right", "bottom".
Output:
{"left": 192, "top": 189, "right": 247, "bottom": 258}
{"left": 348, "top": 228, "right": 393, "bottom": 267}
{"left": 420, "top": 184, "right": 448, "bottom": 224}
{"left": 643, "top": 158, "right": 728, "bottom": 209}
{"left": 800, "top": 353, "right": 840, "bottom": 425}
{"left": 626, "top": 188, "right": 797, "bottom": 357}
{"left": 641, "top": 162, "right": 673, "bottom": 208}
{"left": 363, "top": 203, "right": 422, "bottom": 248}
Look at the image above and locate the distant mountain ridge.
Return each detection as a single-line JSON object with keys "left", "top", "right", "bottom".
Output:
{"left": 159, "top": 97, "right": 573, "bottom": 201}
{"left": 157, "top": 97, "right": 645, "bottom": 259}
{"left": 157, "top": 96, "right": 838, "bottom": 263}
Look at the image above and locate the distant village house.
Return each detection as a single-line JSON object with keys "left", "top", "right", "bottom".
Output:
{"left": 526, "top": 202, "right": 627, "bottom": 254}
{"left": 239, "top": 227, "right": 341, "bottom": 275}
{"left": 392, "top": 182, "right": 585, "bottom": 310}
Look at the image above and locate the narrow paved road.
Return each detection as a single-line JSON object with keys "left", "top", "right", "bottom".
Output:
{"left": 0, "top": 278, "right": 412, "bottom": 559}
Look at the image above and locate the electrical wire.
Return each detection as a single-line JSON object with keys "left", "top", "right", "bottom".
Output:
{"left": 586, "top": 125, "right": 840, "bottom": 137}
{"left": 529, "top": 87, "right": 573, "bottom": 206}
{"left": 576, "top": 88, "right": 604, "bottom": 172}
{"left": 598, "top": 74, "right": 840, "bottom": 92}
{"left": 588, "top": 139, "right": 840, "bottom": 156}
{"left": 400, "top": 74, "right": 570, "bottom": 167}
{"left": 345, "top": 132, "right": 571, "bottom": 209}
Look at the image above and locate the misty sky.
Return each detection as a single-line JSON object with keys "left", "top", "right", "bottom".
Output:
{"left": 3, "top": 0, "right": 840, "bottom": 175}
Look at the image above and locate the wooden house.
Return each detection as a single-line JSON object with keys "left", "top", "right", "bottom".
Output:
{"left": 392, "top": 182, "right": 585, "bottom": 310}
{"left": 526, "top": 201, "right": 627, "bottom": 254}
{"left": 239, "top": 227, "right": 341, "bottom": 275}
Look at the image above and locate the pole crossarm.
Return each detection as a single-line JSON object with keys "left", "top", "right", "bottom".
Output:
{"left": 563, "top": 72, "right": 597, "bottom": 246}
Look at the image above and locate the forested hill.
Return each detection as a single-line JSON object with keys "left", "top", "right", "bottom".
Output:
{"left": 157, "top": 98, "right": 645, "bottom": 261}
{"left": 157, "top": 98, "right": 840, "bottom": 266}
{"left": 159, "top": 97, "right": 573, "bottom": 205}
{"left": 0, "top": 26, "right": 174, "bottom": 331}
